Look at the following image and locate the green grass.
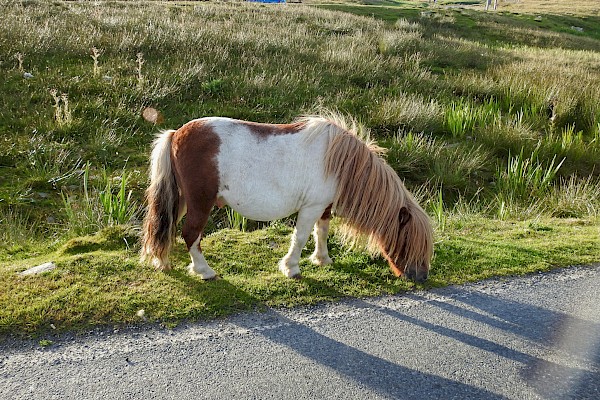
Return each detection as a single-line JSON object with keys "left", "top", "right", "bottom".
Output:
{"left": 1, "top": 218, "right": 598, "bottom": 337}
{"left": 0, "top": 0, "right": 599, "bottom": 337}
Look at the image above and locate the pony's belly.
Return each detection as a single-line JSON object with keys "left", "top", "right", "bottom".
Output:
{"left": 220, "top": 193, "right": 298, "bottom": 221}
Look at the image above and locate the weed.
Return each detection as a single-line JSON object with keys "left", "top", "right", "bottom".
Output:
{"left": 49, "top": 89, "right": 72, "bottom": 127}
{"left": 136, "top": 52, "right": 144, "bottom": 88}
{"left": 99, "top": 170, "right": 138, "bottom": 226}
{"left": 24, "top": 134, "right": 76, "bottom": 185}
{"left": 546, "top": 175, "right": 600, "bottom": 218}
{"left": 38, "top": 339, "right": 53, "bottom": 348}
{"left": 91, "top": 47, "right": 102, "bottom": 77}
{"left": 0, "top": 208, "right": 38, "bottom": 249}
{"left": 430, "top": 188, "right": 446, "bottom": 231}
{"left": 14, "top": 52, "right": 24, "bottom": 72}
{"left": 62, "top": 164, "right": 139, "bottom": 237}
{"left": 445, "top": 98, "right": 498, "bottom": 138}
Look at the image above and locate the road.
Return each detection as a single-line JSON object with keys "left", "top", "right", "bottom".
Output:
{"left": 1, "top": 265, "right": 600, "bottom": 399}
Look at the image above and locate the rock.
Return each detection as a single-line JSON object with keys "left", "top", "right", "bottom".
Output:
{"left": 136, "top": 309, "right": 146, "bottom": 320}
{"left": 571, "top": 26, "right": 584, "bottom": 32}
{"left": 534, "top": 16, "right": 542, "bottom": 22}
{"left": 19, "top": 262, "right": 57, "bottom": 276}
{"left": 23, "top": 72, "right": 34, "bottom": 79}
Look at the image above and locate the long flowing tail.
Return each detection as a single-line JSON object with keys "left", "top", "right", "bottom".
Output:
{"left": 140, "top": 130, "right": 179, "bottom": 270}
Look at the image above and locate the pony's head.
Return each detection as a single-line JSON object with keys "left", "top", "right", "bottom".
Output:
{"left": 315, "top": 114, "right": 434, "bottom": 282}
{"left": 380, "top": 204, "right": 433, "bottom": 283}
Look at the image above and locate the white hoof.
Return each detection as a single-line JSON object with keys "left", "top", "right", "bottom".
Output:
{"left": 278, "top": 260, "right": 301, "bottom": 279}
{"left": 188, "top": 264, "right": 217, "bottom": 280}
{"left": 309, "top": 253, "right": 332, "bottom": 266}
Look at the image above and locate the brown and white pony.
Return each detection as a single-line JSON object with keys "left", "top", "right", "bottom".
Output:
{"left": 141, "top": 115, "right": 433, "bottom": 282}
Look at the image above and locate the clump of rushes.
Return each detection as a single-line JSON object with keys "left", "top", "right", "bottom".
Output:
{"left": 495, "top": 147, "right": 565, "bottom": 213}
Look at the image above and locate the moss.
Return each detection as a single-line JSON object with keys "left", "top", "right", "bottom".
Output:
{"left": 59, "top": 225, "right": 139, "bottom": 255}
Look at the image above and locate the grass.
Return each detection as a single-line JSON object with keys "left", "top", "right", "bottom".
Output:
{"left": 1, "top": 217, "right": 598, "bottom": 336}
{"left": 0, "top": 0, "right": 599, "bottom": 337}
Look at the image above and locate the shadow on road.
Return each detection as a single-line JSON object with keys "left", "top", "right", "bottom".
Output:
{"left": 235, "top": 308, "right": 507, "bottom": 399}
{"left": 382, "top": 280, "right": 600, "bottom": 400}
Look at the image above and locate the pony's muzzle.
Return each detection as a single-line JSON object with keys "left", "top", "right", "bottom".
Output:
{"left": 405, "top": 267, "right": 428, "bottom": 283}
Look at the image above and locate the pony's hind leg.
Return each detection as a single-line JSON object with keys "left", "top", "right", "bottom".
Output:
{"left": 279, "top": 206, "right": 325, "bottom": 278}
{"left": 182, "top": 203, "right": 217, "bottom": 280}
{"left": 309, "top": 209, "right": 333, "bottom": 266}
{"left": 188, "top": 234, "right": 217, "bottom": 280}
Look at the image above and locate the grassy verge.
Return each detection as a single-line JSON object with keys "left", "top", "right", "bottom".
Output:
{"left": 0, "top": 1, "right": 599, "bottom": 337}
{"left": 1, "top": 218, "right": 598, "bottom": 337}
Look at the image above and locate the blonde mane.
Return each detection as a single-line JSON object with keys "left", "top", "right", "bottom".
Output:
{"left": 302, "top": 115, "right": 433, "bottom": 268}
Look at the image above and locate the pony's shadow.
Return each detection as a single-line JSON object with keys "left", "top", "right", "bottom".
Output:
{"left": 233, "top": 308, "right": 506, "bottom": 400}
{"left": 299, "top": 274, "right": 600, "bottom": 399}
{"left": 165, "top": 268, "right": 263, "bottom": 316}
{"left": 370, "top": 287, "right": 600, "bottom": 399}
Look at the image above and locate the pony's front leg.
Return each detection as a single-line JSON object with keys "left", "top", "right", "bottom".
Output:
{"left": 309, "top": 217, "right": 333, "bottom": 266}
{"left": 279, "top": 207, "right": 324, "bottom": 278}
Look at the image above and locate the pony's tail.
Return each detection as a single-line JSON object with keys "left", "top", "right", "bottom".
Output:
{"left": 140, "top": 130, "right": 179, "bottom": 270}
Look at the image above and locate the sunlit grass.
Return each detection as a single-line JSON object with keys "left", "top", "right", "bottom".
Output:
{"left": 1, "top": 217, "right": 598, "bottom": 336}
{"left": 0, "top": 0, "right": 599, "bottom": 336}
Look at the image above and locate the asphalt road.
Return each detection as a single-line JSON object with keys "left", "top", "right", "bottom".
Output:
{"left": 2, "top": 265, "right": 600, "bottom": 399}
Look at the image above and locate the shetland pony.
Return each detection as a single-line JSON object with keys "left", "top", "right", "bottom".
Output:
{"left": 141, "top": 116, "right": 433, "bottom": 282}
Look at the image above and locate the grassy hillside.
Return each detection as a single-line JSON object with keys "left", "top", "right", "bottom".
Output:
{"left": 0, "top": 0, "right": 599, "bottom": 336}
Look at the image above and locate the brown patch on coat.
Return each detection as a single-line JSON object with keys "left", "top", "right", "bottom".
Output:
{"left": 171, "top": 120, "right": 221, "bottom": 250}
{"left": 242, "top": 120, "right": 306, "bottom": 140}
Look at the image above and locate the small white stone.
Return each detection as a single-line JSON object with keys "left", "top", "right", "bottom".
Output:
{"left": 136, "top": 309, "right": 146, "bottom": 319}
{"left": 19, "top": 262, "right": 56, "bottom": 276}
{"left": 23, "top": 72, "right": 34, "bottom": 79}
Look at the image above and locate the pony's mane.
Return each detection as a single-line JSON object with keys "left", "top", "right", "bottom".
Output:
{"left": 301, "top": 115, "right": 432, "bottom": 266}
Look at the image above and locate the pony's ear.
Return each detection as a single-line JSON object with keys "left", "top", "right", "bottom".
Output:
{"left": 399, "top": 207, "right": 411, "bottom": 230}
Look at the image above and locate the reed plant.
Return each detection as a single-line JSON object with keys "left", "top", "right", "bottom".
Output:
{"left": 225, "top": 207, "right": 249, "bottom": 232}
{"left": 494, "top": 147, "right": 565, "bottom": 218}
{"left": 61, "top": 164, "right": 139, "bottom": 237}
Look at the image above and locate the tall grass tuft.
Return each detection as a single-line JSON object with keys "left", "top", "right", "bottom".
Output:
{"left": 495, "top": 147, "right": 565, "bottom": 212}
{"left": 225, "top": 207, "right": 248, "bottom": 232}
{"left": 0, "top": 208, "right": 39, "bottom": 251}
{"left": 385, "top": 132, "right": 490, "bottom": 197}
{"left": 99, "top": 170, "right": 138, "bottom": 226}
{"left": 546, "top": 175, "right": 600, "bottom": 218}
{"left": 430, "top": 188, "right": 446, "bottom": 232}
{"left": 62, "top": 164, "right": 139, "bottom": 236}
{"left": 445, "top": 99, "right": 499, "bottom": 138}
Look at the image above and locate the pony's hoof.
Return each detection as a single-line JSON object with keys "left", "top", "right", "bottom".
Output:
{"left": 309, "top": 254, "right": 332, "bottom": 266}
{"left": 291, "top": 273, "right": 302, "bottom": 280}
{"left": 278, "top": 260, "right": 301, "bottom": 279}
{"left": 188, "top": 264, "right": 217, "bottom": 280}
